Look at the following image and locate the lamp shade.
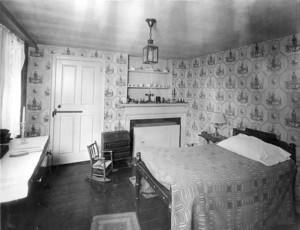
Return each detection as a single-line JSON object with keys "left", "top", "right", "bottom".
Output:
{"left": 211, "top": 112, "right": 226, "bottom": 125}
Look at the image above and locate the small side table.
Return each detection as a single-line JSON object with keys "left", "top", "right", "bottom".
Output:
{"left": 199, "top": 131, "right": 226, "bottom": 144}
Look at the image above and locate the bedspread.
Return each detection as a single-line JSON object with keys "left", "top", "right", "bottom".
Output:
{"left": 140, "top": 144, "right": 296, "bottom": 230}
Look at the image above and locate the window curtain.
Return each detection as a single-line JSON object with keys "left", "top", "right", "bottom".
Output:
{"left": 0, "top": 24, "right": 25, "bottom": 138}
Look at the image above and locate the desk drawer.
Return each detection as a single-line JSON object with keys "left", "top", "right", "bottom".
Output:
{"left": 104, "top": 141, "right": 129, "bottom": 149}
{"left": 112, "top": 146, "right": 130, "bottom": 153}
{"left": 113, "top": 151, "right": 131, "bottom": 161}
{"left": 104, "top": 150, "right": 131, "bottom": 160}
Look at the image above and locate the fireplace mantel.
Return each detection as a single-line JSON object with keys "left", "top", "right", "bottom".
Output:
{"left": 123, "top": 103, "right": 187, "bottom": 146}
{"left": 122, "top": 103, "right": 188, "bottom": 108}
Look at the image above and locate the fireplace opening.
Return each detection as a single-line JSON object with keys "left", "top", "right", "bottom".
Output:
{"left": 130, "top": 117, "right": 181, "bottom": 156}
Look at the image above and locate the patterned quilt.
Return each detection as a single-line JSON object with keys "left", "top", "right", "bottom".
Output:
{"left": 140, "top": 144, "right": 296, "bottom": 230}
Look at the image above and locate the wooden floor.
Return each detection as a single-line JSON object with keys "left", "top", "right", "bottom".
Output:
{"left": 1, "top": 162, "right": 169, "bottom": 230}
{"left": 1, "top": 162, "right": 299, "bottom": 230}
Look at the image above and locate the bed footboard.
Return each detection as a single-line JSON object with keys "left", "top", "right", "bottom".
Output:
{"left": 135, "top": 152, "right": 171, "bottom": 213}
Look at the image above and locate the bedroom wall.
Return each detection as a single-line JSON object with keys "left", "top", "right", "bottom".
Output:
{"left": 170, "top": 33, "right": 300, "bottom": 213}
{"left": 26, "top": 34, "right": 299, "bottom": 151}
{"left": 25, "top": 45, "right": 128, "bottom": 137}
{"left": 170, "top": 33, "right": 300, "bottom": 154}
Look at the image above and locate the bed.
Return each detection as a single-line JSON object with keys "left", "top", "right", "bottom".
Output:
{"left": 135, "top": 128, "right": 297, "bottom": 230}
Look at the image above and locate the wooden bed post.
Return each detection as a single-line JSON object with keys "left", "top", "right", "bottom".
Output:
{"left": 135, "top": 152, "right": 142, "bottom": 212}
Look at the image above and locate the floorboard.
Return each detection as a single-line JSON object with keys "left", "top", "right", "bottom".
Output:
{"left": 0, "top": 162, "right": 169, "bottom": 230}
{"left": 1, "top": 162, "right": 299, "bottom": 230}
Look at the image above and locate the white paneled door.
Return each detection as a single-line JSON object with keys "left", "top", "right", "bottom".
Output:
{"left": 51, "top": 56, "right": 104, "bottom": 165}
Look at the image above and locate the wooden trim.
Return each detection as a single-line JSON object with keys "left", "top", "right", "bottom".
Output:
{"left": 0, "top": 2, "right": 37, "bottom": 47}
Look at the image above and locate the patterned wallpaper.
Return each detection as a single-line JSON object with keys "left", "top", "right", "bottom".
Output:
{"left": 25, "top": 44, "right": 128, "bottom": 137}
{"left": 26, "top": 35, "right": 299, "bottom": 152}
{"left": 170, "top": 33, "right": 300, "bottom": 155}
{"left": 26, "top": 34, "right": 299, "bottom": 152}
{"left": 169, "top": 33, "right": 300, "bottom": 213}
{"left": 25, "top": 34, "right": 299, "bottom": 213}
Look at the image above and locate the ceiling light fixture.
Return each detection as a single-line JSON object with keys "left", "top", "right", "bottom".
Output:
{"left": 143, "top": 18, "right": 159, "bottom": 64}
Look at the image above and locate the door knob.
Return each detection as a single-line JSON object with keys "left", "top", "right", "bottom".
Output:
{"left": 57, "top": 104, "right": 61, "bottom": 108}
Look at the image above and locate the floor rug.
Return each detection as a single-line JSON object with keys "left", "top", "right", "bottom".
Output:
{"left": 129, "top": 176, "right": 158, "bottom": 199}
{"left": 90, "top": 212, "right": 141, "bottom": 230}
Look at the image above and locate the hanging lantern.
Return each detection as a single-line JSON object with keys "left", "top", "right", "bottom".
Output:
{"left": 143, "top": 18, "right": 159, "bottom": 64}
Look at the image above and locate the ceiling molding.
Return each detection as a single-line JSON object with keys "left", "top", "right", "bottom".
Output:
{"left": 0, "top": 2, "right": 37, "bottom": 47}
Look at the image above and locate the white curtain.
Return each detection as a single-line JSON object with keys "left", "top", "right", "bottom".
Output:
{"left": 0, "top": 24, "right": 25, "bottom": 138}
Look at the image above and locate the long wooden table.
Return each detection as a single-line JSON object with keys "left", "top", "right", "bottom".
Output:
{"left": 0, "top": 136, "right": 49, "bottom": 203}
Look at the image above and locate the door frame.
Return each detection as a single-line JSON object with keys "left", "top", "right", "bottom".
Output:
{"left": 49, "top": 55, "right": 105, "bottom": 163}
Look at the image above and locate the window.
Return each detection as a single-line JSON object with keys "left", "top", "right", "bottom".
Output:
{"left": 0, "top": 24, "right": 25, "bottom": 138}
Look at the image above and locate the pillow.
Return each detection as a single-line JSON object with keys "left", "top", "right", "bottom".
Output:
{"left": 217, "top": 134, "right": 291, "bottom": 166}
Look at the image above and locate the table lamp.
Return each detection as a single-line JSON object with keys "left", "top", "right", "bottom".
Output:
{"left": 211, "top": 112, "right": 226, "bottom": 137}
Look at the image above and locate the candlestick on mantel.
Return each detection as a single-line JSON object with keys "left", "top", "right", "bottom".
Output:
{"left": 145, "top": 91, "right": 154, "bottom": 103}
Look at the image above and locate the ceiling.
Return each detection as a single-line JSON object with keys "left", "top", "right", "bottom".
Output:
{"left": 0, "top": 0, "right": 299, "bottom": 60}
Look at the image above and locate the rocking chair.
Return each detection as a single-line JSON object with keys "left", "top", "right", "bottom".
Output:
{"left": 87, "top": 141, "right": 114, "bottom": 182}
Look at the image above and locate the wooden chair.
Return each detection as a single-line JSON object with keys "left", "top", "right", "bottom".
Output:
{"left": 87, "top": 141, "right": 114, "bottom": 182}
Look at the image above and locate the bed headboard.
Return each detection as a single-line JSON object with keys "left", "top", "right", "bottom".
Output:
{"left": 232, "top": 128, "right": 296, "bottom": 162}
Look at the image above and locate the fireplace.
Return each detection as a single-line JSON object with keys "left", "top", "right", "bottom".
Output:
{"left": 130, "top": 118, "right": 181, "bottom": 156}
{"left": 123, "top": 104, "right": 187, "bottom": 157}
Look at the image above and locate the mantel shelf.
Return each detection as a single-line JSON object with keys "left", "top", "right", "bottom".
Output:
{"left": 129, "top": 70, "right": 169, "bottom": 74}
{"left": 127, "top": 86, "right": 170, "bottom": 89}
{"left": 122, "top": 103, "right": 188, "bottom": 108}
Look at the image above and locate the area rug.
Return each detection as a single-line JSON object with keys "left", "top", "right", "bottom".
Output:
{"left": 90, "top": 212, "right": 141, "bottom": 230}
{"left": 129, "top": 176, "right": 158, "bottom": 199}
